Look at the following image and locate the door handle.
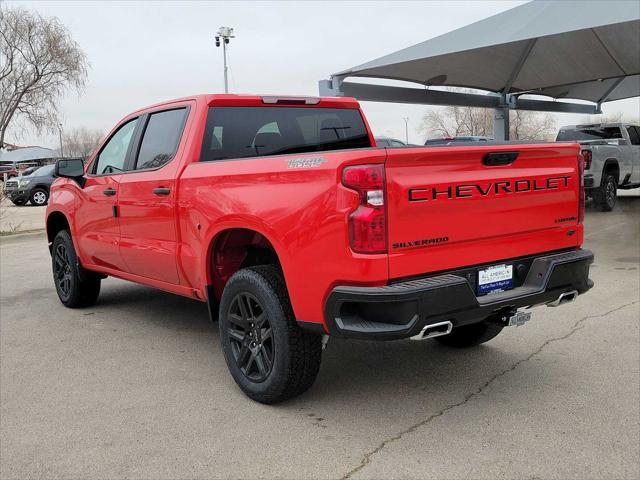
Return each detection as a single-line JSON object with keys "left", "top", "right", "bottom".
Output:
{"left": 103, "top": 188, "right": 117, "bottom": 196}
{"left": 153, "top": 187, "right": 171, "bottom": 196}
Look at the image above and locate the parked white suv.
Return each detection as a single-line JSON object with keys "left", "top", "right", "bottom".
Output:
{"left": 557, "top": 123, "right": 640, "bottom": 211}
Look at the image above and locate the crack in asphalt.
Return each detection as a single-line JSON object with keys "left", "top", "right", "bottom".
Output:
{"left": 341, "top": 300, "right": 639, "bottom": 479}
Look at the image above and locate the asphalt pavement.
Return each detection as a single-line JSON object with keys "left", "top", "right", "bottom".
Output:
{"left": 1, "top": 196, "right": 638, "bottom": 479}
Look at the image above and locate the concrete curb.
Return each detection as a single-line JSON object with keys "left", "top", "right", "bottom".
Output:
{"left": 0, "top": 229, "right": 46, "bottom": 245}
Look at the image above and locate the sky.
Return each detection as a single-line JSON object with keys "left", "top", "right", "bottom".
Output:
{"left": 6, "top": 0, "right": 640, "bottom": 148}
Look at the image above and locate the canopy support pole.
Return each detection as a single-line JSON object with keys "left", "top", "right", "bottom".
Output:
{"left": 494, "top": 106, "right": 510, "bottom": 141}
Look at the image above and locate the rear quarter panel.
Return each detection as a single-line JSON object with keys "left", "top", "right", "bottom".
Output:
{"left": 177, "top": 149, "right": 388, "bottom": 324}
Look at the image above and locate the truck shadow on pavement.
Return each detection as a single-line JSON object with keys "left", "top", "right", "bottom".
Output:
{"left": 94, "top": 281, "right": 534, "bottom": 407}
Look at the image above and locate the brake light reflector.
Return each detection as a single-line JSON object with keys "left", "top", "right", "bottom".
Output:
{"left": 578, "top": 153, "right": 585, "bottom": 224}
{"left": 581, "top": 149, "right": 592, "bottom": 170}
{"left": 342, "top": 164, "right": 387, "bottom": 253}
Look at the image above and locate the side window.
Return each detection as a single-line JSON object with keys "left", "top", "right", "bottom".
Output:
{"left": 626, "top": 126, "right": 640, "bottom": 146}
{"left": 134, "top": 108, "right": 188, "bottom": 170}
{"left": 93, "top": 118, "right": 139, "bottom": 174}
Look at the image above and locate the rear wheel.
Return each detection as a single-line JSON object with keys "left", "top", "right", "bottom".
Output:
{"left": 218, "top": 265, "right": 322, "bottom": 404}
{"left": 592, "top": 173, "right": 617, "bottom": 211}
{"left": 435, "top": 319, "right": 504, "bottom": 348}
{"left": 11, "top": 198, "right": 26, "bottom": 206}
{"left": 52, "top": 230, "right": 101, "bottom": 308}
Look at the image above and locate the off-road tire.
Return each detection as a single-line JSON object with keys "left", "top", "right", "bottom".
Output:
{"left": 52, "top": 230, "right": 101, "bottom": 308}
{"left": 30, "top": 188, "right": 49, "bottom": 206}
{"left": 218, "top": 265, "right": 322, "bottom": 404}
{"left": 592, "top": 173, "right": 617, "bottom": 212}
{"left": 435, "top": 320, "right": 504, "bottom": 348}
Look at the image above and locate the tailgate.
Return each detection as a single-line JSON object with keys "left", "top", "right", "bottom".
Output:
{"left": 385, "top": 144, "right": 582, "bottom": 279}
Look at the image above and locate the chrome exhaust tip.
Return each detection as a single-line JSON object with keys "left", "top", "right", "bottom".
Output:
{"left": 547, "top": 290, "right": 579, "bottom": 307}
{"left": 410, "top": 321, "right": 453, "bottom": 341}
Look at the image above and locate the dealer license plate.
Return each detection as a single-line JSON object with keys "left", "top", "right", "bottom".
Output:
{"left": 478, "top": 264, "right": 513, "bottom": 295}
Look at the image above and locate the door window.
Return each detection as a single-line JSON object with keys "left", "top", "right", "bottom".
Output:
{"left": 134, "top": 108, "right": 188, "bottom": 170}
{"left": 626, "top": 126, "right": 640, "bottom": 145}
{"left": 93, "top": 118, "right": 139, "bottom": 175}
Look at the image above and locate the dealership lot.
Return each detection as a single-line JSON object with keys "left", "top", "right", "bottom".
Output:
{"left": 1, "top": 198, "right": 638, "bottom": 479}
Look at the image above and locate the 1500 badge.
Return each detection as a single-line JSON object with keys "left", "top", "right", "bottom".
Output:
{"left": 287, "top": 157, "right": 326, "bottom": 169}
{"left": 409, "top": 176, "right": 571, "bottom": 201}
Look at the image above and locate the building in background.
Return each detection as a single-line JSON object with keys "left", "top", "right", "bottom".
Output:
{"left": 0, "top": 146, "right": 58, "bottom": 173}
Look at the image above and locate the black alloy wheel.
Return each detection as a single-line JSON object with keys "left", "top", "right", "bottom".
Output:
{"left": 53, "top": 242, "right": 73, "bottom": 300}
{"left": 605, "top": 176, "right": 617, "bottom": 209}
{"left": 592, "top": 173, "right": 617, "bottom": 212}
{"left": 51, "top": 230, "right": 101, "bottom": 308}
{"left": 218, "top": 265, "right": 322, "bottom": 404}
{"left": 227, "top": 292, "right": 275, "bottom": 382}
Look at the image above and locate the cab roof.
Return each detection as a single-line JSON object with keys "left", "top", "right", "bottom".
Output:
{"left": 131, "top": 94, "right": 360, "bottom": 115}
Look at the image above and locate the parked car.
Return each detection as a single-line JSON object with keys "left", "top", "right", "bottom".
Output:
{"left": 375, "top": 136, "right": 408, "bottom": 147}
{"left": 425, "top": 136, "right": 492, "bottom": 145}
{"left": 47, "top": 94, "right": 593, "bottom": 403}
{"left": 0, "top": 165, "right": 18, "bottom": 181}
{"left": 556, "top": 123, "right": 640, "bottom": 211}
{"left": 4, "top": 164, "right": 55, "bottom": 206}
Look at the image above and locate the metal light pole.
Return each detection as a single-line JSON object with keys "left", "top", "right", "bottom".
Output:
{"left": 215, "top": 27, "right": 235, "bottom": 93}
{"left": 57, "top": 123, "right": 64, "bottom": 158}
{"left": 402, "top": 117, "right": 409, "bottom": 144}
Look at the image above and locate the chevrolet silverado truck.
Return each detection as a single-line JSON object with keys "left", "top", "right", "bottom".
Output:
{"left": 47, "top": 94, "right": 594, "bottom": 403}
{"left": 556, "top": 123, "right": 640, "bottom": 211}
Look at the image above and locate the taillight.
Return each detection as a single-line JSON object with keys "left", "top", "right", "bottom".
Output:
{"left": 342, "top": 164, "right": 387, "bottom": 254}
{"left": 581, "top": 149, "right": 592, "bottom": 170}
{"left": 578, "top": 153, "right": 585, "bottom": 224}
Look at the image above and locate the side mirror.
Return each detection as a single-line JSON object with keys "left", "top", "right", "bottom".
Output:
{"left": 55, "top": 158, "right": 84, "bottom": 178}
{"left": 54, "top": 158, "right": 85, "bottom": 186}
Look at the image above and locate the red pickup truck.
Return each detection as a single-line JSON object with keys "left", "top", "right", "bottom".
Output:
{"left": 47, "top": 94, "right": 593, "bottom": 403}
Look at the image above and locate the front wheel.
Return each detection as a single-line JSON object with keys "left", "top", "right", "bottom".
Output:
{"left": 592, "top": 174, "right": 617, "bottom": 212}
{"left": 11, "top": 198, "right": 26, "bottom": 206}
{"left": 52, "top": 230, "right": 101, "bottom": 308}
{"left": 30, "top": 188, "right": 49, "bottom": 206}
{"left": 435, "top": 319, "right": 504, "bottom": 348}
{"left": 218, "top": 265, "right": 322, "bottom": 404}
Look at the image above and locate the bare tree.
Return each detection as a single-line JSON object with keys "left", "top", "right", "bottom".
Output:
{"left": 0, "top": 5, "right": 89, "bottom": 149}
{"left": 421, "top": 106, "right": 493, "bottom": 138}
{"left": 509, "top": 110, "right": 556, "bottom": 141}
{"left": 420, "top": 106, "right": 556, "bottom": 141}
{"left": 62, "top": 127, "right": 104, "bottom": 158}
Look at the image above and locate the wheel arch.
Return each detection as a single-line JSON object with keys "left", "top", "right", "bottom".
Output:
{"left": 602, "top": 158, "right": 620, "bottom": 183}
{"left": 206, "top": 226, "right": 285, "bottom": 302}
{"left": 31, "top": 183, "right": 51, "bottom": 192}
{"left": 46, "top": 211, "right": 71, "bottom": 252}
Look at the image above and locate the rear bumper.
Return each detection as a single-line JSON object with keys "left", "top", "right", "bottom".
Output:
{"left": 322, "top": 249, "right": 594, "bottom": 340}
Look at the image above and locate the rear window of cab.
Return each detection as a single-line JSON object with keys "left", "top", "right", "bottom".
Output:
{"left": 200, "top": 107, "right": 371, "bottom": 161}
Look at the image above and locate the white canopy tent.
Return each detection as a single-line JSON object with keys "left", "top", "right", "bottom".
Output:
{"left": 319, "top": 0, "right": 640, "bottom": 140}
